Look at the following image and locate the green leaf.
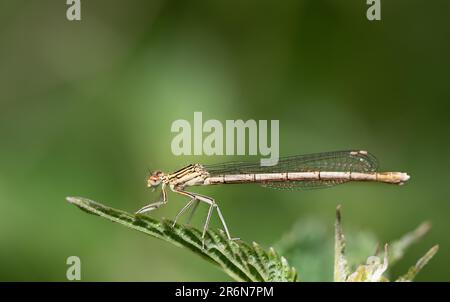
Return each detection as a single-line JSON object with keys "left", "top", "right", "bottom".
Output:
{"left": 396, "top": 245, "right": 439, "bottom": 282}
{"left": 275, "top": 218, "right": 334, "bottom": 281}
{"left": 66, "top": 196, "right": 297, "bottom": 282}
{"left": 389, "top": 222, "right": 431, "bottom": 266}
{"left": 334, "top": 205, "right": 350, "bottom": 282}
{"left": 275, "top": 216, "right": 378, "bottom": 281}
{"left": 346, "top": 244, "right": 389, "bottom": 282}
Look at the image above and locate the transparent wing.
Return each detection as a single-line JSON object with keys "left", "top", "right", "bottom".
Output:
{"left": 205, "top": 150, "right": 378, "bottom": 175}
{"left": 204, "top": 150, "right": 378, "bottom": 191}
{"left": 261, "top": 179, "right": 348, "bottom": 191}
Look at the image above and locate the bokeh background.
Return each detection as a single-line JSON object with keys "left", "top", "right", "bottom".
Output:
{"left": 1, "top": 0, "right": 449, "bottom": 281}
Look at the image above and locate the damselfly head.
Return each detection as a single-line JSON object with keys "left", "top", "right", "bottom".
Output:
{"left": 147, "top": 170, "right": 164, "bottom": 188}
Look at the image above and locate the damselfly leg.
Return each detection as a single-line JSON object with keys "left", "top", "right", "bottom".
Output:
{"left": 136, "top": 184, "right": 168, "bottom": 214}
{"left": 172, "top": 189, "right": 239, "bottom": 247}
{"left": 186, "top": 199, "right": 200, "bottom": 226}
{"left": 170, "top": 190, "right": 196, "bottom": 227}
{"left": 172, "top": 199, "right": 195, "bottom": 226}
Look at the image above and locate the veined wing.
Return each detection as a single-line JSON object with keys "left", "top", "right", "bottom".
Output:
{"left": 204, "top": 150, "right": 379, "bottom": 190}
{"left": 204, "top": 150, "right": 378, "bottom": 175}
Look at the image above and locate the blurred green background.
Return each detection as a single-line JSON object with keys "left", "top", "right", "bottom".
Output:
{"left": 1, "top": 0, "right": 449, "bottom": 281}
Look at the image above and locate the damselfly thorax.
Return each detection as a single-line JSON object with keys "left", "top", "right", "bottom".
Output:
{"left": 137, "top": 150, "right": 410, "bottom": 246}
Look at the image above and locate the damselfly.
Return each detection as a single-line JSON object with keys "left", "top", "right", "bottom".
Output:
{"left": 136, "top": 150, "right": 410, "bottom": 243}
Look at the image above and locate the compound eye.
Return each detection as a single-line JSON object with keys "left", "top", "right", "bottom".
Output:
{"left": 147, "top": 173, "right": 162, "bottom": 187}
{"left": 147, "top": 170, "right": 164, "bottom": 188}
